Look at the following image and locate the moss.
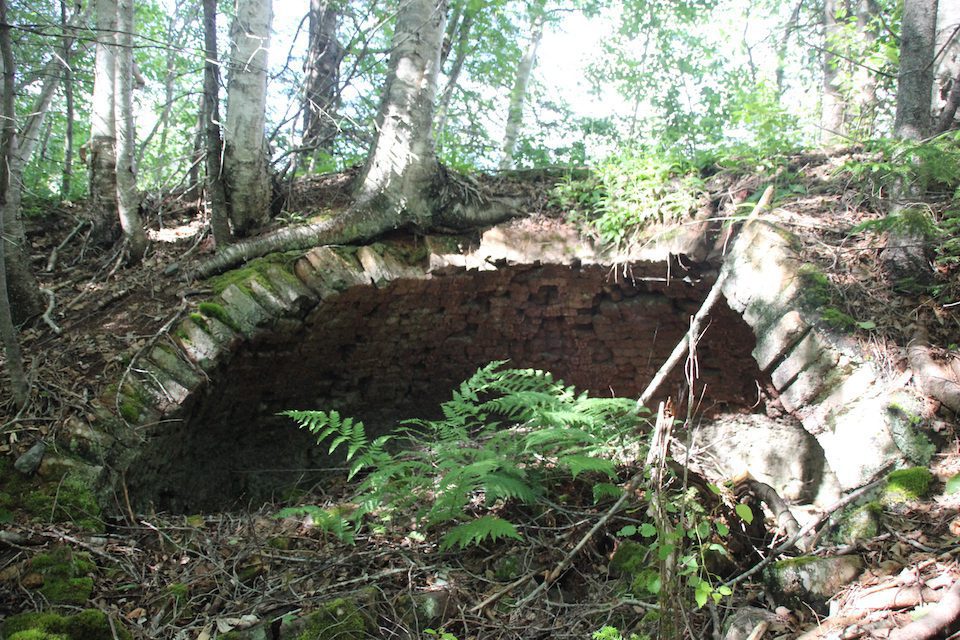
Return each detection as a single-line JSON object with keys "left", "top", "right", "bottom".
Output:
{"left": 295, "top": 598, "right": 367, "bottom": 640}
{"left": 206, "top": 254, "right": 296, "bottom": 296}
{"left": 267, "top": 536, "right": 293, "bottom": 551}
{"left": 0, "top": 460, "right": 101, "bottom": 531}
{"left": 197, "top": 302, "right": 240, "bottom": 332}
{"left": 773, "top": 555, "right": 820, "bottom": 569}
{"left": 187, "top": 313, "right": 209, "bottom": 331}
{"left": 883, "top": 467, "right": 934, "bottom": 503}
{"left": 30, "top": 546, "right": 96, "bottom": 605}
{"left": 119, "top": 399, "right": 142, "bottom": 423}
{"left": 609, "top": 541, "right": 646, "bottom": 575}
{"left": 835, "top": 502, "right": 882, "bottom": 544}
{"left": 166, "top": 582, "right": 189, "bottom": 605}
{"left": 2, "top": 609, "right": 130, "bottom": 640}
{"left": 797, "top": 263, "right": 833, "bottom": 309}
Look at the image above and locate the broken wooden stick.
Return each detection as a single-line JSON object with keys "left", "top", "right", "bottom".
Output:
{"left": 908, "top": 326, "right": 960, "bottom": 414}
{"left": 888, "top": 579, "right": 960, "bottom": 640}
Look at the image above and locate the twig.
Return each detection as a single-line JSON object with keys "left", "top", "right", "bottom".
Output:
{"left": 46, "top": 219, "right": 91, "bottom": 272}
{"left": 722, "top": 462, "right": 894, "bottom": 589}
{"left": 39, "top": 287, "right": 62, "bottom": 334}
{"left": 888, "top": 579, "right": 960, "bottom": 640}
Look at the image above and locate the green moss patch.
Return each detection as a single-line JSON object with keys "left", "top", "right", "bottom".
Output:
{"left": 0, "top": 459, "right": 102, "bottom": 531}
{"left": 883, "top": 467, "right": 934, "bottom": 504}
{"left": 196, "top": 302, "right": 241, "bottom": 332}
{"left": 294, "top": 598, "right": 368, "bottom": 640}
{"left": 205, "top": 253, "right": 299, "bottom": 296}
{"left": 29, "top": 545, "right": 96, "bottom": 605}
{"left": 2, "top": 609, "right": 131, "bottom": 640}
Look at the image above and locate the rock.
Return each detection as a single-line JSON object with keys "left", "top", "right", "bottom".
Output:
{"left": 691, "top": 414, "right": 837, "bottom": 504}
{"left": 14, "top": 441, "right": 47, "bottom": 475}
{"left": 764, "top": 555, "right": 863, "bottom": 615}
{"left": 722, "top": 606, "right": 782, "bottom": 640}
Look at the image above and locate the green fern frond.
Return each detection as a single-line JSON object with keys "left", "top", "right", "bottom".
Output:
{"left": 592, "top": 482, "right": 624, "bottom": 503}
{"left": 440, "top": 516, "right": 522, "bottom": 550}
{"left": 483, "top": 472, "right": 538, "bottom": 503}
{"left": 562, "top": 455, "right": 617, "bottom": 479}
{"left": 522, "top": 426, "right": 597, "bottom": 450}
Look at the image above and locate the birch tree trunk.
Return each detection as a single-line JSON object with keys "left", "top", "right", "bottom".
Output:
{"left": 894, "top": 0, "right": 939, "bottom": 140}
{"left": 499, "top": 5, "right": 544, "bottom": 170}
{"left": 203, "top": 0, "right": 232, "bottom": 247}
{"left": 0, "top": 0, "right": 28, "bottom": 407}
{"left": 89, "top": 0, "right": 119, "bottom": 246}
{"left": 302, "top": 0, "right": 342, "bottom": 164}
{"left": 352, "top": 0, "right": 447, "bottom": 224}
{"left": 850, "top": 0, "right": 880, "bottom": 136}
{"left": 114, "top": 0, "right": 147, "bottom": 262}
{"left": 933, "top": 0, "right": 960, "bottom": 131}
{"left": 60, "top": 0, "right": 75, "bottom": 200}
{"left": 435, "top": 5, "right": 475, "bottom": 140}
{"left": 224, "top": 0, "right": 273, "bottom": 236}
{"left": 821, "top": 0, "right": 847, "bottom": 142}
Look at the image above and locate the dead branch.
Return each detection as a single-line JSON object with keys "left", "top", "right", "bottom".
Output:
{"left": 46, "top": 219, "right": 91, "bottom": 272}
{"left": 637, "top": 185, "right": 773, "bottom": 409}
{"left": 908, "top": 326, "right": 960, "bottom": 414}
{"left": 39, "top": 287, "right": 61, "bottom": 334}
{"left": 888, "top": 580, "right": 960, "bottom": 640}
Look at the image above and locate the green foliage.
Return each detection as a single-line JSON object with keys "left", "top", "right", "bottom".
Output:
{"left": 593, "top": 626, "right": 647, "bottom": 640}
{"left": 552, "top": 148, "right": 707, "bottom": 247}
{"left": 282, "top": 362, "right": 647, "bottom": 550}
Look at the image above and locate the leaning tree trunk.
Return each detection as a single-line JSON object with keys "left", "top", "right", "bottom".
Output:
{"left": 203, "top": 0, "right": 232, "bottom": 247}
{"left": 434, "top": 5, "right": 475, "bottom": 140}
{"left": 89, "top": 0, "right": 119, "bottom": 246}
{"left": 302, "top": 0, "right": 342, "bottom": 164}
{"left": 0, "top": 0, "right": 29, "bottom": 407}
{"left": 114, "top": 0, "right": 147, "bottom": 262}
{"left": 499, "top": 7, "right": 544, "bottom": 170}
{"left": 223, "top": 0, "right": 273, "bottom": 236}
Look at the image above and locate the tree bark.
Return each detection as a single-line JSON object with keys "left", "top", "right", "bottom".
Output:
{"left": 850, "top": 0, "right": 880, "bottom": 136}
{"left": 203, "top": 0, "right": 232, "bottom": 248}
{"left": 190, "top": 0, "right": 520, "bottom": 279}
{"left": 114, "top": 0, "right": 147, "bottom": 262}
{"left": 894, "top": 0, "right": 939, "bottom": 140}
{"left": 499, "top": 6, "right": 544, "bottom": 170}
{"left": 60, "top": 0, "right": 74, "bottom": 201}
{"left": 434, "top": 5, "right": 475, "bottom": 140}
{"left": 302, "top": 0, "right": 342, "bottom": 164}
{"left": 224, "top": 0, "right": 273, "bottom": 236}
{"left": 933, "top": 1, "right": 960, "bottom": 131}
{"left": 89, "top": 0, "right": 119, "bottom": 246}
{"left": 821, "top": 0, "right": 847, "bottom": 142}
{"left": 0, "top": 0, "right": 29, "bottom": 407}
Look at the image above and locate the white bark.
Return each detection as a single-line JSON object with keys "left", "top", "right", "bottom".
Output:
{"left": 933, "top": 0, "right": 960, "bottom": 128}
{"left": 499, "top": 7, "right": 544, "bottom": 170}
{"left": 114, "top": 0, "right": 146, "bottom": 261}
{"left": 354, "top": 0, "right": 447, "bottom": 225}
{"left": 821, "top": 0, "right": 846, "bottom": 142}
{"left": 224, "top": 0, "right": 273, "bottom": 235}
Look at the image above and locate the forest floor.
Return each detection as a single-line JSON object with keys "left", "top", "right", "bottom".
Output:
{"left": 1, "top": 149, "right": 960, "bottom": 639}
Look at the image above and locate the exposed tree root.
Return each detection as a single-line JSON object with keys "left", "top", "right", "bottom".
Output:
{"left": 189, "top": 175, "right": 520, "bottom": 280}
{"left": 735, "top": 474, "right": 813, "bottom": 552}
{"left": 908, "top": 326, "right": 960, "bottom": 414}
{"left": 888, "top": 580, "right": 960, "bottom": 640}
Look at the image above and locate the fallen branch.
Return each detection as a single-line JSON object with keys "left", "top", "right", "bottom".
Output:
{"left": 888, "top": 580, "right": 960, "bottom": 640}
{"left": 46, "top": 219, "right": 91, "bottom": 272}
{"left": 39, "top": 287, "right": 61, "bottom": 334}
{"left": 637, "top": 185, "right": 774, "bottom": 409}
{"left": 737, "top": 474, "right": 813, "bottom": 552}
{"left": 908, "top": 326, "right": 960, "bottom": 414}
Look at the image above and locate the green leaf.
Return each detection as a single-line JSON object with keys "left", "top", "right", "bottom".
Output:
{"left": 735, "top": 503, "right": 754, "bottom": 524}
{"left": 640, "top": 522, "right": 657, "bottom": 537}
{"left": 856, "top": 320, "right": 877, "bottom": 330}
{"left": 717, "top": 585, "right": 733, "bottom": 596}
{"left": 694, "top": 582, "right": 710, "bottom": 608}
{"left": 563, "top": 455, "right": 616, "bottom": 479}
{"left": 617, "top": 525, "right": 638, "bottom": 537}
{"left": 592, "top": 483, "right": 623, "bottom": 503}
{"left": 715, "top": 522, "right": 730, "bottom": 536}
{"left": 946, "top": 474, "right": 960, "bottom": 494}
{"left": 440, "top": 516, "right": 522, "bottom": 550}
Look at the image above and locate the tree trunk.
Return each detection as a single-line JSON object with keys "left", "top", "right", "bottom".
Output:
{"left": 223, "top": 0, "right": 273, "bottom": 236}
{"left": 894, "top": 0, "right": 939, "bottom": 140}
{"left": 203, "top": 0, "right": 232, "bottom": 248}
{"left": 0, "top": 0, "right": 29, "bottom": 407}
{"left": 435, "top": 6, "right": 475, "bottom": 140}
{"left": 89, "top": 0, "right": 119, "bottom": 246}
{"left": 60, "top": 0, "right": 74, "bottom": 201}
{"left": 499, "top": 6, "right": 544, "bottom": 170}
{"left": 352, "top": 0, "right": 447, "bottom": 223}
{"left": 850, "top": 0, "right": 880, "bottom": 136}
{"left": 821, "top": 0, "right": 847, "bottom": 142}
{"left": 933, "top": 0, "right": 960, "bottom": 131}
{"left": 114, "top": 0, "right": 147, "bottom": 262}
{"left": 302, "top": 0, "right": 342, "bottom": 164}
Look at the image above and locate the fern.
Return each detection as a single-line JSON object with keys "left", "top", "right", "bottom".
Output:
{"left": 441, "top": 516, "right": 522, "bottom": 550}
{"left": 280, "top": 362, "right": 650, "bottom": 550}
